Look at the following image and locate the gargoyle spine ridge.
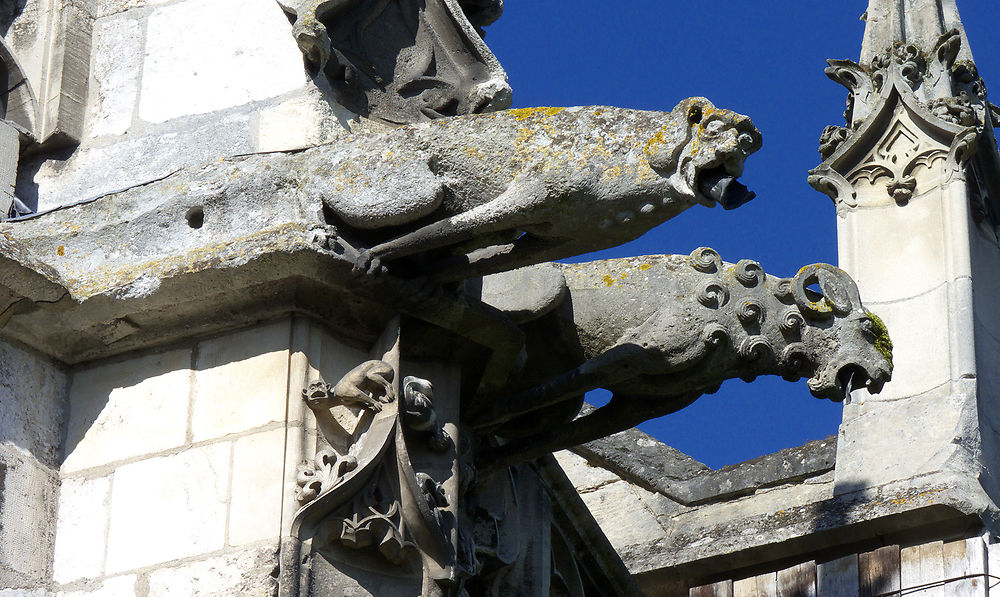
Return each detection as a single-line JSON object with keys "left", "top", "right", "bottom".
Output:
{"left": 473, "top": 251, "right": 893, "bottom": 465}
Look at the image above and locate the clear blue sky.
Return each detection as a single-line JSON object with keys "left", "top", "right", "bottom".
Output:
{"left": 483, "top": 1, "right": 1000, "bottom": 468}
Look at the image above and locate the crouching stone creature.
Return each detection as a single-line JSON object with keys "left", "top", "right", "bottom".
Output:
{"left": 315, "top": 97, "right": 761, "bottom": 281}
{"left": 303, "top": 360, "right": 395, "bottom": 412}
{"left": 472, "top": 249, "right": 893, "bottom": 467}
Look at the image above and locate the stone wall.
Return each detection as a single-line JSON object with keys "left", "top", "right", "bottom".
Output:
{"left": 48, "top": 318, "right": 369, "bottom": 596}
{"left": 11, "top": 0, "right": 356, "bottom": 213}
{"left": 0, "top": 341, "right": 67, "bottom": 591}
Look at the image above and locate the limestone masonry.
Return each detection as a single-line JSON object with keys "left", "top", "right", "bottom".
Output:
{"left": 0, "top": 0, "right": 996, "bottom": 596}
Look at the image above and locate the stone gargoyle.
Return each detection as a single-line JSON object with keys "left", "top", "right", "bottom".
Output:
{"left": 317, "top": 97, "right": 761, "bottom": 281}
{"left": 470, "top": 249, "right": 893, "bottom": 467}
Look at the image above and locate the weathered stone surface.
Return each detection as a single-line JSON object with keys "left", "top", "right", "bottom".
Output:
{"left": 0, "top": 448, "right": 58, "bottom": 589}
{"left": 52, "top": 476, "right": 111, "bottom": 584}
{"left": 191, "top": 321, "right": 290, "bottom": 442}
{"left": 836, "top": 195, "right": 950, "bottom": 304}
{"left": 0, "top": 341, "right": 67, "bottom": 466}
{"left": 849, "top": 285, "right": 950, "bottom": 403}
{"left": 96, "top": 0, "right": 169, "bottom": 18}
{"left": 569, "top": 405, "right": 710, "bottom": 496}
{"left": 61, "top": 575, "right": 138, "bottom": 597}
{"left": 63, "top": 349, "right": 191, "bottom": 474}
{"left": 87, "top": 12, "right": 143, "bottom": 138}
{"left": 229, "top": 428, "right": 285, "bottom": 546}
{"left": 146, "top": 546, "right": 278, "bottom": 597}
{"left": 25, "top": 108, "right": 256, "bottom": 212}
{"left": 835, "top": 379, "right": 977, "bottom": 492}
{"left": 678, "top": 436, "right": 836, "bottom": 505}
{"left": 254, "top": 92, "right": 355, "bottom": 153}
{"left": 555, "top": 452, "right": 671, "bottom": 554}
{"left": 478, "top": 262, "right": 567, "bottom": 324}
{"left": 139, "top": 0, "right": 305, "bottom": 123}
{"left": 105, "top": 443, "right": 230, "bottom": 573}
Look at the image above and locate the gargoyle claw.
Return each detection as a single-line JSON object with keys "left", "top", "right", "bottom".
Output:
{"left": 352, "top": 249, "right": 384, "bottom": 277}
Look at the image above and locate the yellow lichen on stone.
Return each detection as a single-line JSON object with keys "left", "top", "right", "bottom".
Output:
{"left": 643, "top": 127, "right": 669, "bottom": 156}
{"left": 639, "top": 262, "right": 652, "bottom": 271}
{"left": 509, "top": 106, "right": 565, "bottom": 121}
{"left": 602, "top": 165, "right": 622, "bottom": 180}
{"left": 602, "top": 274, "right": 615, "bottom": 287}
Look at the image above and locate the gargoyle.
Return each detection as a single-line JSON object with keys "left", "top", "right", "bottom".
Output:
{"left": 321, "top": 98, "right": 760, "bottom": 281}
{"left": 472, "top": 249, "right": 893, "bottom": 466}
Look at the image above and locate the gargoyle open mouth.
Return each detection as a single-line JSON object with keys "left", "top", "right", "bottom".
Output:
{"left": 812, "top": 364, "right": 888, "bottom": 402}
{"left": 697, "top": 165, "right": 755, "bottom": 210}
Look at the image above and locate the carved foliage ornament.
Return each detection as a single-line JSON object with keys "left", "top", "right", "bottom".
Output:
{"left": 810, "top": 29, "right": 984, "bottom": 210}
{"left": 277, "top": 0, "right": 511, "bottom": 124}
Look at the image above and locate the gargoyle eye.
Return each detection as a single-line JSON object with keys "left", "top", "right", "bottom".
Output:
{"left": 688, "top": 105, "right": 704, "bottom": 125}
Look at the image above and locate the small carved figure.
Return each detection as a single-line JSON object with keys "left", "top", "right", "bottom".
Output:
{"left": 304, "top": 360, "right": 396, "bottom": 412}
{"left": 277, "top": 0, "right": 511, "bottom": 123}
{"left": 323, "top": 98, "right": 760, "bottom": 281}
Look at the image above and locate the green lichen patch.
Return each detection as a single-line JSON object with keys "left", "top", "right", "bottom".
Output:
{"left": 867, "top": 311, "right": 893, "bottom": 370}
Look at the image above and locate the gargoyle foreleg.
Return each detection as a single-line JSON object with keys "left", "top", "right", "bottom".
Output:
{"left": 364, "top": 180, "right": 545, "bottom": 265}
{"left": 469, "top": 343, "right": 648, "bottom": 430}
{"left": 479, "top": 392, "right": 700, "bottom": 471}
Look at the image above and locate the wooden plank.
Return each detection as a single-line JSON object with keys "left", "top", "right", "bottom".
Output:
{"left": 734, "top": 572, "right": 777, "bottom": 597}
{"left": 691, "top": 580, "right": 734, "bottom": 597}
{"left": 817, "top": 554, "right": 860, "bottom": 597}
{"left": 777, "top": 561, "right": 816, "bottom": 597}
{"left": 902, "top": 541, "right": 945, "bottom": 597}
{"left": 943, "top": 536, "right": 987, "bottom": 597}
{"left": 860, "top": 545, "right": 900, "bottom": 597}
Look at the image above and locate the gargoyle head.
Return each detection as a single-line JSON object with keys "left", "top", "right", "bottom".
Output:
{"left": 647, "top": 97, "right": 762, "bottom": 210}
{"left": 785, "top": 264, "right": 893, "bottom": 401}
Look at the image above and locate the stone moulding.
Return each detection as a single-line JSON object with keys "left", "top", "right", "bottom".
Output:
{"left": 809, "top": 30, "right": 1000, "bottom": 215}
{"left": 809, "top": 72, "right": 978, "bottom": 211}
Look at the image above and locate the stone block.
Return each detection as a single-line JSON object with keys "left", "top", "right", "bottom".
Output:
{"left": 229, "top": 428, "right": 285, "bottom": 546}
{"left": 52, "top": 476, "right": 111, "bottom": 584}
{"left": 837, "top": 197, "right": 948, "bottom": 304}
{"left": 255, "top": 92, "right": 352, "bottom": 153}
{"left": 0, "top": 341, "right": 68, "bottom": 467}
{"left": 139, "top": 0, "right": 305, "bottom": 123}
{"left": 553, "top": 450, "right": 621, "bottom": 493}
{"left": 851, "top": 285, "right": 951, "bottom": 403}
{"left": 63, "top": 349, "right": 191, "bottom": 474}
{"left": 105, "top": 443, "right": 230, "bottom": 573}
{"left": 87, "top": 13, "right": 143, "bottom": 138}
{"left": 27, "top": 109, "right": 255, "bottom": 212}
{"left": 0, "top": 449, "right": 58, "bottom": 585}
{"left": 60, "top": 575, "right": 137, "bottom": 597}
{"left": 834, "top": 385, "right": 974, "bottom": 492}
{"left": 191, "top": 321, "right": 291, "bottom": 442}
{"left": 146, "top": 546, "right": 278, "bottom": 596}
{"left": 576, "top": 479, "right": 667, "bottom": 553}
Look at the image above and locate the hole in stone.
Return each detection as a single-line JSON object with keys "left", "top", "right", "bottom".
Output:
{"left": 185, "top": 206, "right": 204, "bottom": 229}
